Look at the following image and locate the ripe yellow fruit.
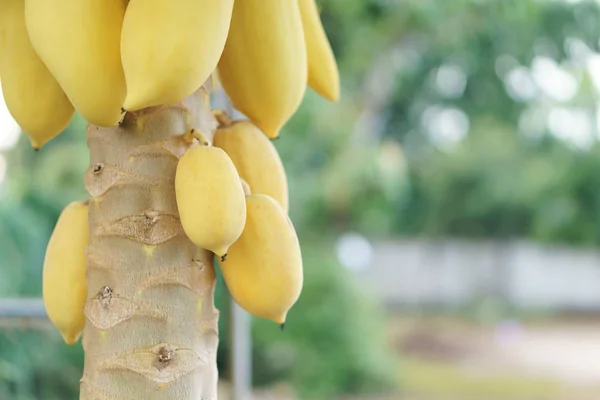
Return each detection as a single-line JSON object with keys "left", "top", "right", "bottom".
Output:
{"left": 0, "top": 0, "right": 74, "bottom": 150}
{"left": 175, "top": 144, "right": 246, "bottom": 257}
{"left": 214, "top": 119, "right": 289, "bottom": 212}
{"left": 121, "top": 0, "right": 234, "bottom": 111}
{"left": 25, "top": 0, "right": 127, "bottom": 127}
{"left": 298, "top": 0, "right": 340, "bottom": 102}
{"left": 43, "top": 201, "right": 89, "bottom": 345}
{"left": 218, "top": 0, "right": 307, "bottom": 139}
{"left": 219, "top": 194, "right": 303, "bottom": 325}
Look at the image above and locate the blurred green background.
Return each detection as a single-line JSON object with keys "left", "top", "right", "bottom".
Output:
{"left": 4, "top": 0, "right": 600, "bottom": 399}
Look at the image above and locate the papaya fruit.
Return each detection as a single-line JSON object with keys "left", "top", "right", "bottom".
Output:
{"left": 214, "top": 118, "right": 289, "bottom": 212}
{"left": 43, "top": 201, "right": 89, "bottom": 345}
{"left": 175, "top": 144, "right": 246, "bottom": 258}
{"left": 219, "top": 194, "right": 303, "bottom": 325}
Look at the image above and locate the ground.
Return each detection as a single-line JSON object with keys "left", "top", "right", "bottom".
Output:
{"left": 387, "top": 314, "right": 600, "bottom": 400}
{"left": 230, "top": 314, "right": 600, "bottom": 400}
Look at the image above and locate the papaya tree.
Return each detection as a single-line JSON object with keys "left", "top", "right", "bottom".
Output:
{"left": 0, "top": 0, "right": 339, "bottom": 398}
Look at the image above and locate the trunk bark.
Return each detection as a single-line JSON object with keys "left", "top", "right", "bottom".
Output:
{"left": 80, "top": 85, "right": 220, "bottom": 399}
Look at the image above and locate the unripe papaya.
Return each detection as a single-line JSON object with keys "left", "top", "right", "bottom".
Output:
{"left": 219, "top": 194, "right": 303, "bottom": 325}
{"left": 214, "top": 118, "right": 289, "bottom": 212}
{"left": 175, "top": 144, "right": 246, "bottom": 257}
{"left": 43, "top": 201, "right": 89, "bottom": 345}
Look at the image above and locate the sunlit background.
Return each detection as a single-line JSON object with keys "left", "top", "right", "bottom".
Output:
{"left": 5, "top": 0, "right": 600, "bottom": 399}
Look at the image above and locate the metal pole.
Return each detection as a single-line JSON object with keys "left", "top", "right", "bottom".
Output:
{"left": 212, "top": 84, "right": 253, "bottom": 400}
{"left": 0, "top": 298, "right": 47, "bottom": 318}
{"left": 228, "top": 298, "right": 252, "bottom": 400}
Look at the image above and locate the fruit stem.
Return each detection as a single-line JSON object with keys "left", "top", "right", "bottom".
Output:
{"left": 191, "top": 129, "right": 210, "bottom": 146}
{"left": 213, "top": 109, "right": 233, "bottom": 127}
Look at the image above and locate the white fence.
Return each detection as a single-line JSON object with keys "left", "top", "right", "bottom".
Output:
{"left": 356, "top": 238, "right": 600, "bottom": 311}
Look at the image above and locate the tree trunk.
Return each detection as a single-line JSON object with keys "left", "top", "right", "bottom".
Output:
{"left": 80, "top": 84, "right": 220, "bottom": 399}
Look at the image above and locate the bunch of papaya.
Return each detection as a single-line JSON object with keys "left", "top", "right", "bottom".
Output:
{"left": 30, "top": 0, "right": 339, "bottom": 342}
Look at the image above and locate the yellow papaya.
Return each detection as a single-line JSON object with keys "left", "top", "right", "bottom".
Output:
{"left": 217, "top": 0, "right": 307, "bottom": 139}
{"left": 213, "top": 118, "right": 289, "bottom": 212}
{"left": 298, "top": 0, "right": 340, "bottom": 102}
{"left": 175, "top": 144, "right": 246, "bottom": 257}
{"left": 43, "top": 201, "right": 89, "bottom": 345}
{"left": 0, "top": 0, "right": 74, "bottom": 149}
{"left": 219, "top": 194, "right": 303, "bottom": 325}
{"left": 121, "top": 0, "right": 234, "bottom": 111}
{"left": 25, "top": 0, "right": 127, "bottom": 127}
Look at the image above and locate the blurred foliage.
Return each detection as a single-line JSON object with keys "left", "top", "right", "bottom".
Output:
{"left": 3, "top": 0, "right": 600, "bottom": 398}
{"left": 0, "top": 328, "right": 83, "bottom": 400}
{"left": 284, "top": 0, "right": 600, "bottom": 246}
{"left": 0, "top": 117, "right": 88, "bottom": 399}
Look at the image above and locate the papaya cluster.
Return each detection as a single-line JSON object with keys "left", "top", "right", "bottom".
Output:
{"left": 0, "top": 0, "right": 339, "bottom": 148}
{"left": 32, "top": 0, "right": 339, "bottom": 343}
{"left": 176, "top": 113, "right": 302, "bottom": 327}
